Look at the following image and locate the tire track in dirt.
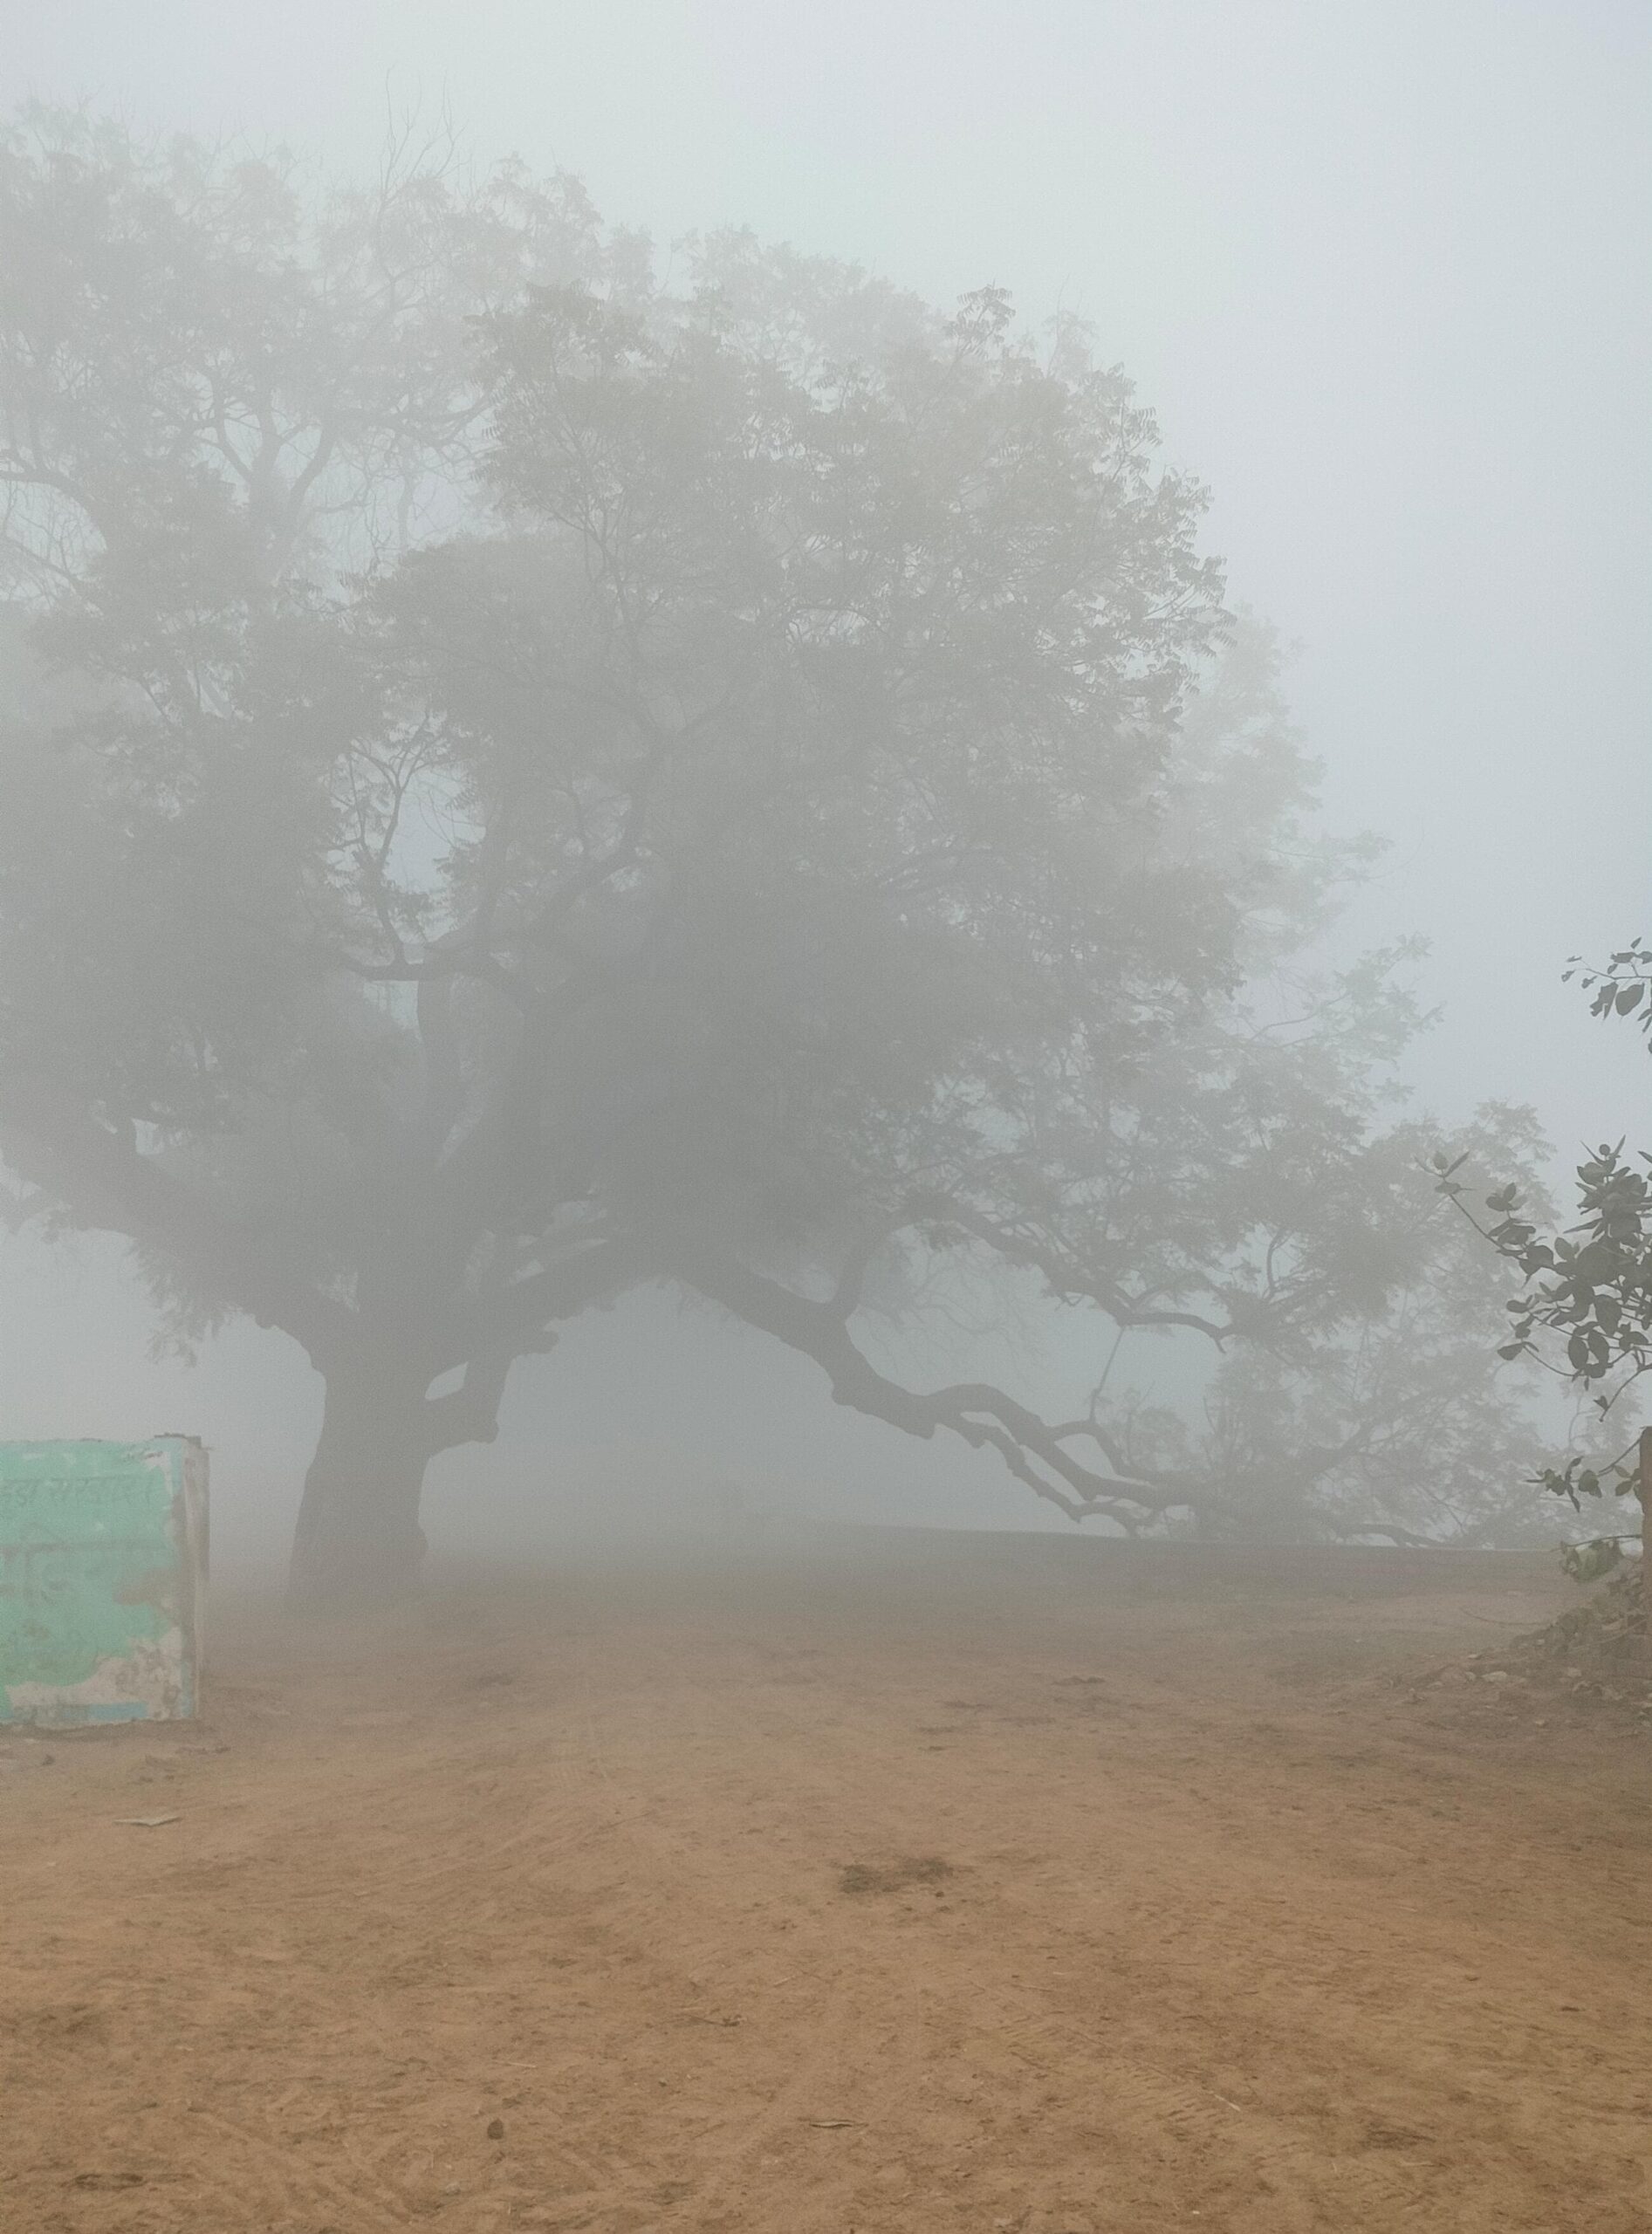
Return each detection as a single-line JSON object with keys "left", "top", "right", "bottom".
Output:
{"left": 183, "top": 2105, "right": 423, "bottom": 2233}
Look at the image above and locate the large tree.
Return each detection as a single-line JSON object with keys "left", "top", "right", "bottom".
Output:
{"left": 1, "top": 114, "right": 1436, "bottom": 1603}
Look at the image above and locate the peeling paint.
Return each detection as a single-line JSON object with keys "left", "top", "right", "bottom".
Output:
{"left": 0, "top": 1438, "right": 208, "bottom": 1724}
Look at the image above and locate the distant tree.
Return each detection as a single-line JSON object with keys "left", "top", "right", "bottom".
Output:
{"left": 1092, "top": 1107, "right": 1562, "bottom": 1544}
{"left": 0, "top": 113, "right": 1450, "bottom": 1603}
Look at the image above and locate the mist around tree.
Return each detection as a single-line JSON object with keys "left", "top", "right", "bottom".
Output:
{"left": 0, "top": 111, "right": 1578, "bottom": 1603}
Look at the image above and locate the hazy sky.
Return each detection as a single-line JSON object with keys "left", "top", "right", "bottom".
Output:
{"left": 8, "top": 0, "right": 1647, "bottom": 1154}
{"left": 3, "top": 2, "right": 1649, "bottom": 1549}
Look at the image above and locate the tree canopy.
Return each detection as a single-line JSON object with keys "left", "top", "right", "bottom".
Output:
{"left": 0, "top": 113, "right": 1515, "bottom": 1599}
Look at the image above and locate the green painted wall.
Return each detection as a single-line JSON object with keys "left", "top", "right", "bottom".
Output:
{"left": 0, "top": 1438, "right": 206, "bottom": 1723}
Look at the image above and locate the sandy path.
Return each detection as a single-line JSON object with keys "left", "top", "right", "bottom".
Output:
{"left": 2, "top": 1539, "right": 1649, "bottom": 2232}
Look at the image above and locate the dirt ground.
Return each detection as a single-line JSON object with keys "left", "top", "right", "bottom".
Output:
{"left": 3, "top": 1532, "right": 1649, "bottom": 2234}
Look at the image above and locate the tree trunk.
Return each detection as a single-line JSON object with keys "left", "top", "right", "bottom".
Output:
{"left": 287, "top": 1365, "right": 435, "bottom": 1612}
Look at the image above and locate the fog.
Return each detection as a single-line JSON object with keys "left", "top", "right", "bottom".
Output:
{"left": 5, "top": 22, "right": 1652, "bottom": 2222}
{"left": 2, "top": 2, "right": 1649, "bottom": 1582}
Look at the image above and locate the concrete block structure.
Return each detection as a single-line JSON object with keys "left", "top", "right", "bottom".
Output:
{"left": 0, "top": 1437, "right": 208, "bottom": 1723}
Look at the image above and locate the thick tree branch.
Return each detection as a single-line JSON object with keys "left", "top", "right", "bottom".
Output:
{"left": 422, "top": 1347, "right": 518, "bottom": 1455}
{"left": 670, "top": 1241, "right": 1193, "bottom": 1527}
{"left": 447, "top": 1235, "right": 648, "bottom": 1368}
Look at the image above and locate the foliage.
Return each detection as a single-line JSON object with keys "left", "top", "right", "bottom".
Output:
{"left": 1086, "top": 1107, "right": 1562, "bottom": 1544}
{"left": 1559, "top": 1533, "right": 1628, "bottom": 1585}
{"left": 1431, "top": 945, "right": 1652, "bottom": 1576}
{"left": 0, "top": 111, "right": 1490, "bottom": 1586}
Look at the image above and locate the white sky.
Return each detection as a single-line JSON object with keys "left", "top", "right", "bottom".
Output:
{"left": 7, "top": 0, "right": 1649, "bottom": 1149}
{"left": 2, "top": 2, "right": 1649, "bottom": 1549}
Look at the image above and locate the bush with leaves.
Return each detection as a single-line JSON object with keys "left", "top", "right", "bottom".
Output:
{"left": 1433, "top": 944, "right": 1652, "bottom": 1580}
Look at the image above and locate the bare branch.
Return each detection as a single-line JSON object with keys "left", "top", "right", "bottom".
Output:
{"left": 671, "top": 1242, "right": 1193, "bottom": 1528}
